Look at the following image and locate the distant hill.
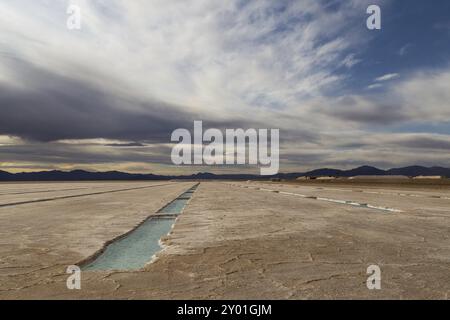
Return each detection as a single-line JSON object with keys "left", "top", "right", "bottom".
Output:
{"left": 0, "top": 169, "right": 264, "bottom": 181}
{"left": 386, "top": 166, "right": 450, "bottom": 177}
{"left": 0, "top": 170, "right": 13, "bottom": 179}
{"left": 340, "top": 165, "right": 386, "bottom": 177}
{"left": 0, "top": 165, "right": 449, "bottom": 181}
{"left": 302, "top": 168, "right": 343, "bottom": 177}
{"left": 0, "top": 170, "right": 165, "bottom": 181}
{"left": 296, "top": 166, "right": 450, "bottom": 178}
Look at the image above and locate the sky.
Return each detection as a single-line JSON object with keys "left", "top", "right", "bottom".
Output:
{"left": 0, "top": 0, "right": 449, "bottom": 174}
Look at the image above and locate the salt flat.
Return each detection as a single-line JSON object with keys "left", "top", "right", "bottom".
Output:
{"left": 0, "top": 181, "right": 449, "bottom": 299}
{"left": 0, "top": 181, "right": 195, "bottom": 297}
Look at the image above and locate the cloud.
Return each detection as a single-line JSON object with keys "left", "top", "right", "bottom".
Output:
{"left": 398, "top": 44, "right": 412, "bottom": 56}
{"left": 0, "top": 0, "right": 375, "bottom": 115}
{"left": 341, "top": 54, "right": 361, "bottom": 68}
{"left": 314, "top": 69, "right": 450, "bottom": 127}
{"left": 393, "top": 70, "right": 450, "bottom": 121}
{"left": 434, "top": 21, "right": 450, "bottom": 32}
{"left": 366, "top": 73, "right": 400, "bottom": 91}
{"left": 313, "top": 95, "right": 408, "bottom": 125}
{"left": 0, "top": 62, "right": 194, "bottom": 142}
{"left": 0, "top": 0, "right": 449, "bottom": 173}
{"left": 105, "top": 142, "right": 147, "bottom": 148}
{"left": 375, "top": 73, "right": 400, "bottom": 82}
{"left": 394, "top": 135, "right": 450, "bottom": 150}
{"left": 367, "top": 83, "right": 383, "bottom": 90}
{"left": 284, "top": 132, "right": 450, "bottom": 170}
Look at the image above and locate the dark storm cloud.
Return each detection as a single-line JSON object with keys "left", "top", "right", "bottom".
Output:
{"left": 337, "top": 142, "right": 368, "bottom": 149}
{"left": 0, "top": 59, "right": 270, "bottom": 143}
{"left": 337, "top": 135, "right": 450, "bottom": 151}
{"left": 0, "top": 61, "right": 191, "bottom": 142}
{"left": 393, "top": 136, "right": 450, "bottom": 150}
{"left": 314, "top": 96, "right": 409, "bottom": 125}
{"left": 0, "top": 142, "right": 174, "bottom": 165}
{"left": 330, "top": 106, "right": 408, "bottom": 124}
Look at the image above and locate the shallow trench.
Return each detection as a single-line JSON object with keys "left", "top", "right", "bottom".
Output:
{"left": 81, "top": 184, "right": 199, "bottom": 271}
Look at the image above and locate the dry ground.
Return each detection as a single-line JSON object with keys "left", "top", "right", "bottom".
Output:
{"left": 0, "top": 181, "right": 449, "bottom": 299}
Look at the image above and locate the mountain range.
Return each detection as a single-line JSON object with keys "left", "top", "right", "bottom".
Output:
{"left": 0, "top": 166, "right": 449, "bottom": 181}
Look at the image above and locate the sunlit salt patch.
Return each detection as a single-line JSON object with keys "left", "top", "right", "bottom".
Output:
{"left": 366, "top": 204, "right": 402, "bottom": 213}
{"left": 319, "top": 198, "right": 402, "bottom": 212}
{"left": 261, "top": 189, "right": 403, "bottom": 213}
{"left": 317, "top": 197, "right": 347, "bottom": 204}
{"left": 292, "top": 193, "right": 308, "bottom": 198}
{"left": 81, "top": 184, "right": 198, "bottom": 271}
{"left": 327, "top": 198, "right": 401, "bottom": 212}
{"left": 299, "top": 186, "right": 434, "bottom": 208}
{"left": 347, "top": 189, "right": 445, "bottom": 200}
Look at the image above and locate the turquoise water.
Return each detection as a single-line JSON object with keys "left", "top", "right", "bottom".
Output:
{"left": 181, "top": 191, "right": 194, "bottom": 197}
{"left": 159, "top": 198, "right": 189, "bottom": 214}
{"left": 83, "top": 218, "right": 174, "bottom": 271}
{"left": 83, "top": 185, "right": 198, "bottom": 271}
